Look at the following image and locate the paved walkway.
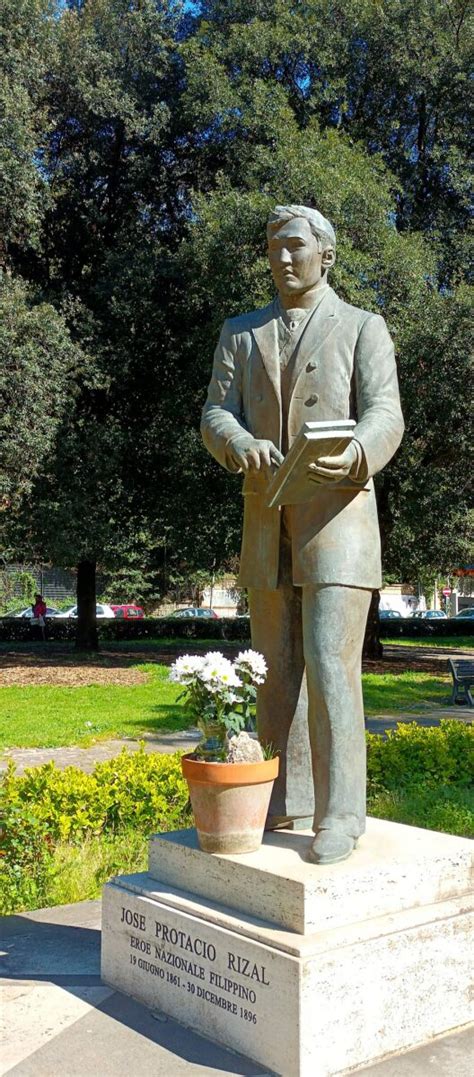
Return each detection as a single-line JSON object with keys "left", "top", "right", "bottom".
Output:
{"left": 2, "top": 899, "right": 472, "bottom": 1076}
{"left": 1, "top": 707, "right": 472, "bottom": 775}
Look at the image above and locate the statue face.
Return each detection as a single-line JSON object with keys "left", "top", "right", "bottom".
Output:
{"left": 267, "top": 217, "right": 328, "bottom": 300}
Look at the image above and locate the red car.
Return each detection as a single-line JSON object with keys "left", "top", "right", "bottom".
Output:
{"left": 110, "top": 604, "right": 144, "bottom": 619}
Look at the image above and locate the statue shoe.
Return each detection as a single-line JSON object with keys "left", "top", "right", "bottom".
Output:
{"left": 308, "top": 829, "right": 357, "bottom": 865}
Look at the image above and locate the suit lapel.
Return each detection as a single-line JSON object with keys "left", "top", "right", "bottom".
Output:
{"left": 252, "top": 302, "right": 281, "bottom": 401}
{"left": 289, "top": 287, "right": 341, "bottom": 398}
{"left": 251, "top": 289, "right": 341, "bottom": 402}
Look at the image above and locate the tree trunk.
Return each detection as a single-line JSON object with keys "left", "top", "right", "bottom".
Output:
{"left": 75, "top": 560, "right": 99, "bottom": 651}
{"left": 363, "top": 589, "right": 383, "bottom": 660}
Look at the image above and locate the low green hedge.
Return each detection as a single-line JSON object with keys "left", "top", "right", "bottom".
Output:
{"left": 0, "top": 616, "right": 251, "bottom": 643}
{"left": 1, "top": 748, "right": 190, "bottom": 842}
{"left": 1, "top": 615, "right": 472, "bottom": 643}
{"left": 1, "top": 722, "right": 472, "bottom": 914}
{"left": 379, "top": 619, "right": 473, "bottom": 639}
{"left": 366, "top": 719, "right": 473, "bottom": 792}
{"left": 0, "top": 749, "right": 191, "bottom": 913}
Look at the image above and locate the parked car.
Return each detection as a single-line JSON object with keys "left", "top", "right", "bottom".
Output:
{"left": 54, "top": 603, "right": 115, "bottom": 619}
{"left": 0, "top": 605, "right": 60, "bottom": 619}
{"left": 453, "top": 608, "right": 474, "bottom": 619}
{"left": 110, "top": 604, "right": 144, "bottom": 619}
{"left": 170, "top": 607, "right": 220, "bottom": 619}
{"left": 417, "top": 610, "right": 447, "bottom": 620}
{"left": 378, "top": 609, "right": 403, "bottom": 620}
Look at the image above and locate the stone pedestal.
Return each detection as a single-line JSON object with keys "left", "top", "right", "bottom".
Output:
{"left": 101, "top": 818, "right": 473, "bottom": 1076}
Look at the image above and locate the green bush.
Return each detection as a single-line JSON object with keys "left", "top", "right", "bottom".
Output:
{"left": 368, "top": 786, "right": 474, "bottom": 838}
{"left": 2, "top": 748, "right": 191, "bottom": 842}
{"left": 1, "top": 749, "right": 191, "bottom": 913}
{"left": 367, "top": 720, "right": 473, "bottom": 793}
{"left": 0, "top": 802, "right": 55, "bottom": 914}
{"left": 2, "top": 724, "right": 472, "bottom": 915}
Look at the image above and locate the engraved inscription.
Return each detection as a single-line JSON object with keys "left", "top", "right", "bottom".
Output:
{"left": 119, "top": 902, "right": 272, "bottom": 1027}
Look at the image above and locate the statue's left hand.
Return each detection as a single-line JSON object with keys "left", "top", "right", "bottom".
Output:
{"left": 307, "top": 442, "right": 359, "bottom": 484}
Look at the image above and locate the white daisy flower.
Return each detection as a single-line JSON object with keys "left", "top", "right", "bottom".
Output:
{"left": 169, "top": 654, "right": 205, "bottom": 682}
{"left": 235, "top": 649, "right": 267, "bottom": 684}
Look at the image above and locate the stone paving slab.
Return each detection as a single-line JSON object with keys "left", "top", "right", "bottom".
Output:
{"left": 0, "top": 730, "right": 201, "bottom": 774}
{"left": 1, "top": 899, "right": 472, "bottom": 1076}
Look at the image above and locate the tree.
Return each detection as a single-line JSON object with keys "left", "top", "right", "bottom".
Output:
{"left": 2, "top": 0, "right": 183, "bottom": 648}
{"left": 0, "top": 276, "right": 79, "bottom": 516}
{"left": 2, "top": 0, "right": 471, "bottom": 654}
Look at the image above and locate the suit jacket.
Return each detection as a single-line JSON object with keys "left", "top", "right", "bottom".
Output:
{"left": 201, "top": 287, "right": 404, "bottom": 590}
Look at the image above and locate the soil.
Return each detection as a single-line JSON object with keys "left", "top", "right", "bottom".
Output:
{"left": 0, "top": 652, "right": 148, "bottom": 687}
{"left": 0, "top": 642, "right": 460, "bottom": 687}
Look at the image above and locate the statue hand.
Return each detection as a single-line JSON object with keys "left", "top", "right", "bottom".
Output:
{"left": 307, "top": 442, "right": 358, "bottom": 484}
{"left": 229, "top": 438, "right": 284, "bottom": 472}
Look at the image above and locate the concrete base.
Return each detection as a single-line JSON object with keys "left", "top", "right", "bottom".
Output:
{"left": 101, "top": 819, "right": 473, "bottom": 1077}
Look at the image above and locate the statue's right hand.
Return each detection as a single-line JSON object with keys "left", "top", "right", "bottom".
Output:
{"left": 229, "top": 438, "right": 283, "bottom": 472}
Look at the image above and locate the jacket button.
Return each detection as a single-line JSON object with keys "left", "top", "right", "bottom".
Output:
{"left": 306, "top": 361, "right": 317, "bottom": 372}
{"left": 305, "top": 394, "right": 319, "bottom": 406}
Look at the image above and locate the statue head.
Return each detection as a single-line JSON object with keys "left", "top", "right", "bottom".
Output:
{"left": 267, "top": 204, "right": 336, "bottom": 304}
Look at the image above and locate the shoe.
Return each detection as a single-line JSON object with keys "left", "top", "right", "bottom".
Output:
{"left": 308, "top": 829, "right": 357, "bottom": 865}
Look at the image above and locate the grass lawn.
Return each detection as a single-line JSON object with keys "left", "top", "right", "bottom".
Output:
{"left": 0, "top": 664, "right": 188, "bottom": 748}
{"left": 385, "top": 636, "right": 473, "bottom": 649}
{"left": 362, "top": 671, "right": 449, "bottom": 714}
{"left": 0, "top": 663, "right": 452, "bottom": 749}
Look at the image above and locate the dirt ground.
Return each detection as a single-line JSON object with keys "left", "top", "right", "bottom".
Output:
{"left": 0, "top": 643, "right": 460, "bottom": 687}
{"left": 0, "top": 652, "right": 149, "bottom": 687}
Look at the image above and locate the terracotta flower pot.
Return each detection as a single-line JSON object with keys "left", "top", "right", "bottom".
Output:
{"left": 181, "top": 754, "right": 279, "bottom": 855}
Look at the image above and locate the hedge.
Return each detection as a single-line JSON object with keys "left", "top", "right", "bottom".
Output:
{"left": 1, "top": 722, "right": 472, "bottom": 914}
{"left": 0, "top": 616, "right": 251, "bottom": 643}
{"left": 0, "top": 614, "right": 472, "bottom": 643}
{"left": 379, "top": 618, "right": 474, "bottom": 639}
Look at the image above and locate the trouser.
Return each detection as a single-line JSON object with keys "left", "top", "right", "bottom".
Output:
{"left": 248, "top": 536, "right": 371, "bottom": 837}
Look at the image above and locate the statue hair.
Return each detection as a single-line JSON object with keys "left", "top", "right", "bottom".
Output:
{"left": 267, "top": 204, "right": 336, "bottom": 252}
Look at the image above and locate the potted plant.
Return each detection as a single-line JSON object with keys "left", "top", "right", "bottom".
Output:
{"left": 170, "top": 649, "right": 278, "bottom": 854}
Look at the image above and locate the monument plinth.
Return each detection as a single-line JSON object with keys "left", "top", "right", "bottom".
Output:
{"left": 101, "top": 818, "right": 473, "bottom": 1076}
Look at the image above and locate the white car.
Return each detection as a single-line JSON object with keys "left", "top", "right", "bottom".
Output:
{"left": 0, "top": 605, "right": 60, "bottom": 619}
{"left": 54, "top": 603, "right": 116, "bottom": 619}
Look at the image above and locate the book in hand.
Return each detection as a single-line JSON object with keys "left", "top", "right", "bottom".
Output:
{"left": 266, "top": 420, "right": 356, "bottom": 508}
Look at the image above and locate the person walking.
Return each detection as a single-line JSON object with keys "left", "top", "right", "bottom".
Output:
{"left": 32, "top": 593, "right": 47, "bottom": 641}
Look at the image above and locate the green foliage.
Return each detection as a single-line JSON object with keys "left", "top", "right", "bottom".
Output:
{"left": 2, "top": 0, "right": 471, "bottom": 594}
{"left": 368, "top": 785, "right": 474, "bottom": 839}
{"left": 0, "top": 797, "right": 55, "bottom": 914}
{"left": 2, "top": 748, "right": 191, "bottom": 842}
{"left": 47, "top": 829, "right": 148, "bottom": 907}
{"left": 0, "top": 569, "right": 37, "bottom": 612}
{"left": 0, "top": 748, "right": 190, "bottom": 912}
{"left": 0, "top": 0, "right": 56, "bottom": 256}
{"left": 0, "top": 276, "right": 81, "bottom": 515}
{"left": 367, "top": 720, "right": 474, "bottom": 838}
{"left": 367, "top": 720, "right": 474, "bottom": 793}
{"left": 2, "top": 721, "right": 472, "bottom": 913}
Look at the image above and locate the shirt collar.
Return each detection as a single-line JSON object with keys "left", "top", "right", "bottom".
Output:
{"left": 275, "top": 284, "right": 329, "bottom": 330}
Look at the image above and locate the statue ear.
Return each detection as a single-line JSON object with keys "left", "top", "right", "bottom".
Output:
{"left": 321, "top": 247, "right": 335, "bottom": 269}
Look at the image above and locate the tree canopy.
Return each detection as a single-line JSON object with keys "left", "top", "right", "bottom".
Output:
{"left": 1, "top": 0, "right": 471, "bottom": 610}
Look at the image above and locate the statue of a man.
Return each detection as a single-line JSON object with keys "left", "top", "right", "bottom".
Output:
{"left": 201, "top": 204, "right": 404, "bottom": 864}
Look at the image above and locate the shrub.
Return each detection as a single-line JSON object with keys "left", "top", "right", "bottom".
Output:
{"left": 0, "top": 749, "right": 191, "bottom": 913}
{"left": 0, "top": 615, "right": 252, "bottom": 643}
{"left": 366, "top": 720, "right": 474, "bottom": 793}
{"left": 2, "top": 724, "right": 472, "bottom": 915}
{"left": 368, "top": 786, "right": 474, "bottom": 838}
{"left": 0, "top": 800, "right": 55, "bottom": 914}
{"left": 2, "top": 749, "right": 191, "bottom": 842}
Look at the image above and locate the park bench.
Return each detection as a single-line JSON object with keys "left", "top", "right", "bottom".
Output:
{"left": 448, "top": 658, "right": 474, "bottom": 707}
